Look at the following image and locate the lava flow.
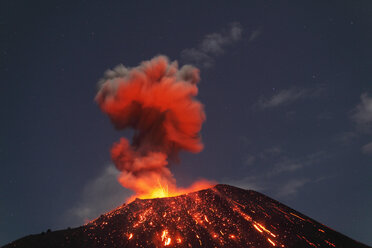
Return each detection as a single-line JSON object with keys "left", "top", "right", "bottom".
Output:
{"left": 95, "top": 55, "right": 213, "bottom": 201}
{"left": 5, "top": 185, "right": 369, "bottom": 248}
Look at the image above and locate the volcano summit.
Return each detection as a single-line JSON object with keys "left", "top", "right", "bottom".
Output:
{"left": 4, "top": 184, "right": 369, "bottom": 248}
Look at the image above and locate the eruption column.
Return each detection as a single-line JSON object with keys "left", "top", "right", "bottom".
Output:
{"left": 96, "top": 56, "right": 213, "bottom": 200}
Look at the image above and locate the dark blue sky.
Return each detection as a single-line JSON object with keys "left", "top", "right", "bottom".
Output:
{"left": 1, "top": 0, "right": 371, "bottom": 246}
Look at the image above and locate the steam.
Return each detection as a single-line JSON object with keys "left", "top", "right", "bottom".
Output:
{"left": 96, "top": 56, "right": 210, "bottom": 199}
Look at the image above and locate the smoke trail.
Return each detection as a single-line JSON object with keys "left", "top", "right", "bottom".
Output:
{"left": 96, "top": 56, "right": 212, "bottom": 199}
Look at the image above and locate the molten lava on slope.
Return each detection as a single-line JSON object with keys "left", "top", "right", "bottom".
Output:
{"left": 4, "top": 185, "right": 370, "bottom": 248}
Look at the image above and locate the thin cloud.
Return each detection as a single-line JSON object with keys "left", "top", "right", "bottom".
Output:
{"left": 256, "top": 87, "right": 324, "bottom": 109}
{"left": 335, "top": 93, "right": 372, "bottom": 149}
{"left": 267, "top": 151, "right": 327, "bottom": 177}
{"left": 224, "top": 175, "right": 311, "bottom": 198}
{"left": 181, "top": 22, "right": 243, "bottom": 68}
{"left": 230, "top": 147, "right": 328, "bottom": 199}
{"left": 180, "top": 48, "right": 214, "bottom": 68}
{"left": 349, "top": 92, "right": 372, "bottom": 154}
{"left": 333, "top": 131, "right": 357, "bottom": 144}
{"left": 257, "top": 88, "right": 308, "bottom": 109}
{"left": 276, "top": 178, "right": 310, "bottom": 197}
{"left": 63, "top": 165, "right": 131, "bottom": 227}
{"left": 248, "top": 27, "right": 263, "bottom": 42}
{"left": 269, "top": 158, "right": 304, "bottom": 176}
{"left": 362, "top": 141, "right": 372, "bottom": 155}
{"left": 243, "top": 154, "right": 256, "bottom": 166}
{"left": 222, "top": 176, "right": 265, "bottom": 192}
{"left": 351, "top": 93, "right": 372, "bottom": 132}
{"left": 258, "top": 146, "right": 282, "bottom": 159}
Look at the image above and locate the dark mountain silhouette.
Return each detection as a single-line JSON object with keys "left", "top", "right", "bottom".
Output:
{"left": 3, "top": 184, "right": 370, "bottom": 248}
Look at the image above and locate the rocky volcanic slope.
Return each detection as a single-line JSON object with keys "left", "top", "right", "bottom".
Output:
{"left": 4, "top": 184, "right": 370, "bottom": 248}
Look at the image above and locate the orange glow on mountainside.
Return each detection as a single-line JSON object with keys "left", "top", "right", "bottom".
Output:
{"left": 8, "top": 185, "right": 367, "bottom": 247}
{"left": 126, "top": 179, "right": 215, "bottom": 202}
{"left": 84, "top": 185, "right": 350, "bottom": 248}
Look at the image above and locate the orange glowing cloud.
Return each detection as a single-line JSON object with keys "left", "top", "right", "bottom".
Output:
{"left": 96, "top": 56, "right": 214, "bottom": 201}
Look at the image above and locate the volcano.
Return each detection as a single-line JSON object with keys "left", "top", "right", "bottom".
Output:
{"left": 4, "top": 184, "right": 369, "bottom": 248}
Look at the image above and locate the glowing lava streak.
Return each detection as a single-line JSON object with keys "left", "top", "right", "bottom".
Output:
{"left": 96, "top": 56, "right": 214, "bottom": 201}
{"left": 268, "top": 238, "right": 276, "bottom": 246}
{"left": 161, "top": 230, "right": 171, "bottom": 246}
{"left": 253, "top": 224, "right": 263, "bottom": 233}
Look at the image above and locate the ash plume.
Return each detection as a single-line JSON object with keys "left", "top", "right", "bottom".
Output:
{"left": 96, "top": 56, "right": 211, "bottom": 199}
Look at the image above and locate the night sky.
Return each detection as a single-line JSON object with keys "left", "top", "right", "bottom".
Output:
{"left": 1, "top": 1, "right": 372, "bottom": 246}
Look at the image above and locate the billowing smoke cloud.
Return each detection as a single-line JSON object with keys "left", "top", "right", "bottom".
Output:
{"left": 96, "top": 56, "right": 212, "bottom": 200}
